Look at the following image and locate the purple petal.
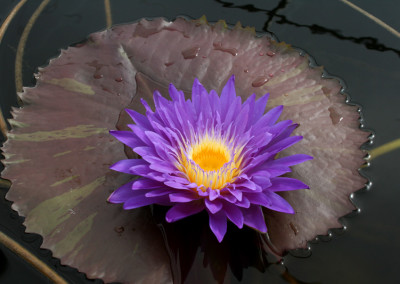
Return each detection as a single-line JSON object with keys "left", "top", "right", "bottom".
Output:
{"left": 146, "top": 171, "right": 167, "bottom": 182}
{"left": 263, "top": 191, "right": 295, "bottom": 214}
{"left": 251, "top": 172, "right": 272, "bottom": 189}
{"left": 168, "top": 175, "right": 195, "bottom": 185}
{"left": 264, "top": 136, "right": 303, "bottom": 154}
{"left": 223, "top": 96, "right": 241, "bottom": 127}
{"left": 151, "top": 142, "right": 179, "bottom": 164}
{"left": 139, "top": 154, "right": 166, "bottom": 165}
{"left": 205, "top": 198, "right": 223, "bottom": 214}
{"left": 110, "top": 159, "right": 147, "bottom": 174}
{"left": 244, "top": 192, "right": 273, "bottom": 208}
{"left": 197, "top": 188, "right": 209, "bottom": 197}
{"left": 144, "top": 131, "right": 170, "bottom": 148}
{"left": 242, "top": 205, "right": 267, "bottom": 233}
{"left": 125, "top": 108, "right": 152, "bottom": 130}
{"left": 146, "top": 188, "right": 176, "bottom": 197}
{"left": 168, "top": 83, "right": 185, "bottom": 104}
{"left": 235, "top": 179, "right": 257, "bottom": 191}
{"left": 242, "top": 93, "right": 256, "bottom": 124}
{"left": 149, "top": 162, "right": 177, "bottom": 174}
{"left": 233, "top": 103, "right": 249, "bottom": 136}
{"left": 153, "top": 90, "right": 170, "bottom": 110}
{"left": 271, "top": 123, "right": 298, "bottom": 142}
{"left": 209, "top": 89, "right": 221, "bottom": 115}
{"left": 169, "top": 192, "right": 198, "bottom": 203}
{"left": 233, "top": 196, "right": 251, "bottom": 208}
{"left": 252, "top": 93, "right": 269, "bottom": 122}
{"left": 140, "top": 98, "right": 154, "bottom": 113}
{"left": 247, "top": 131, "right": 273, "bottom": 150}
{"left": 269, "top": 177, "right": 309, "bottom": 192}
{"left": 132, "top": 178, "right": 165, "bottom": 190}
{"left": 254, "top": 105, "right": 283, "bottom": 129}
{"left": 166, "top": 201, "right": 205, "bottom": 222}
{"left": 124, "top": 194, "right": 170, "bottom": 209}
{"left": 223, "top": 202, "right": 244, "bottom": 229}
{"left": 208, "top": 188, "right": 220, "bottom": 201}
{"left": 127, "top": 124, "right": 152, "bottom": 144}
{"left": 208, "top": 211, "right": 227, "bottom": 243}
{"left": 263, "top": 166, "right": 291, "bottom": 178}
{"left": 109, "top": 130, "right": 143, "bottom": 148}
{"left": 266, "top": 120, "right": 294, "bottom": 137}
{"left": 218, "top": 192, "right": 237, "bottom": 203}
{"left": 220, "top": 75, "right": 236, "bottom": 120}
{"left": 227, "top": 188, "right": 242, "bottom": 201}
{"left": 200, "top": 85, "right": 212, "bottom": 122}
{"left": 164, "top": 180, "right": 191, "bottom": 190}
{"left": 243, "top": 152, "right": 275, "bottom": 171}
{"left": 128, "top": 164, "right": 151, "bottom": 176}
{"left": 191, "top": 78, "right": 208, "bottom": 116}
{"left": 271, "top": 154, "right": 314, "bottom": 167}
{"left": 108, "top": 181, "right": 135, "bottom": 203}
{"left": 133, "top": 146, "right": 156, "bottom": 158}
{"left": 173, "top": 102, "right": 192, "bottom": 137}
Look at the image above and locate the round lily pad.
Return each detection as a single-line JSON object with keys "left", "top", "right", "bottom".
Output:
{"left": 1, "top": 17, "right": 369, "bottom": 283}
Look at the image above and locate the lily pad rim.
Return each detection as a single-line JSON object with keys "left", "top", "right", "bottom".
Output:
{"left": 0, "top": 15, "right": 374, "bottom": 267}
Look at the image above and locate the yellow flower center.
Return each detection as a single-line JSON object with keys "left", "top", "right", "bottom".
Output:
{"left": 177, "top": 134, "right": 244, "bottom": 190}
{"left": 191, "top": 141, "right": 229, "bottom": 171}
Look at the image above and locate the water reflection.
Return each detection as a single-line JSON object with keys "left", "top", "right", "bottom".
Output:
{"left": 154, "top": 205, "right": 276, "bottom": 283}
{"left": 214, "top": 0, "right": 400, "bottom": 57}
{"left": 154, "top": 205, "right": 318, "bottom": 284}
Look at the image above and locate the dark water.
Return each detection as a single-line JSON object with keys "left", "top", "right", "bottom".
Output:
{"left": 0, "top": 0, "right": 399, "bottom": 283}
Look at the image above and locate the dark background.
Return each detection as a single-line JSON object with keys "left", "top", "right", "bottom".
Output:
{"left": 0, "top": 0, "right": 399, "bottom": 283}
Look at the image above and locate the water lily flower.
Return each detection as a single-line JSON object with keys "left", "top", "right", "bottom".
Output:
{"left": 109, "top": 75, "right": 313, "bottom": 242}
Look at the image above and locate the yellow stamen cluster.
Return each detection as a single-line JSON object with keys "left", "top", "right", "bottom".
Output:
{"left": 177, "top": 133, "right": 244, "bottom": 190}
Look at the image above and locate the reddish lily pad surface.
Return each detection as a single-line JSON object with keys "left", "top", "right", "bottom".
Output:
{"left": 1, "top": 17, "right": 368, "bottom": 283}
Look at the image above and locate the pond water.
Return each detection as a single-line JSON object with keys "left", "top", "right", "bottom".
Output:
{"left": 0, "top": 0, "right": 399, "bottom": 283}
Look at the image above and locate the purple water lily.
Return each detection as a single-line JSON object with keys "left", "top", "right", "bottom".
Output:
{"left": 109, "top": 75, "right": 312, "bottom": 242}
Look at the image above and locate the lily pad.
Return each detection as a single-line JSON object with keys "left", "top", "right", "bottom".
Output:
{"left": 1, "top": 17, "right": 368, "bottom": 283}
